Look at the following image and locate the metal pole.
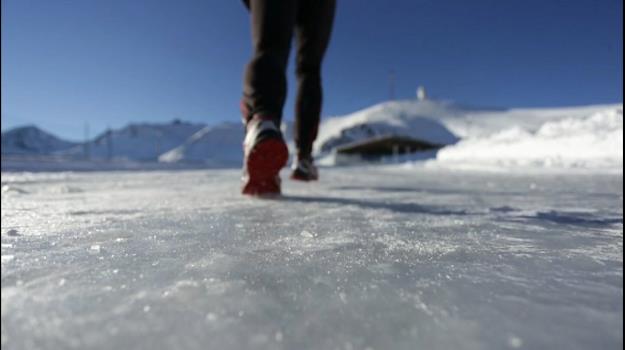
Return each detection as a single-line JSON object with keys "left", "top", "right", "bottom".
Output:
{"left": 392, "top": 144, "right": 399, "bottom": 163}
{"left": 106, "top": 126, "right": 113, "bottom": 161}
{"left": 389, "top": 70, "right": 396, "bottom": 101}
{"left": 84, "top": 122, "right": 90, "bottom": 160}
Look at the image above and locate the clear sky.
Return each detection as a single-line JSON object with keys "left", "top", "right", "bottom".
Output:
{"left": 1, "top": 0, "right": 622, "bottom": 141}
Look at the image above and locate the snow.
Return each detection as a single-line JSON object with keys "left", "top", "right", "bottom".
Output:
{"left": 59, "top": 121, "right": 205, "bottom": 161}
{"left": 431, "top": 108, "right": 623, "bottom": 172}
{"left": 1, "top": 126, "right": 77, "bottom": 155}
{"left": 316, "top": 100, "right": 622, "bottom": 172}
{"left": 158, "top": 122, "right": 243, "bottom": 166}
{"left": 0, "top": 154, "right": 208, "bottom": 172}
{"left": 315, "top": 100, "right": 461, "bottom": 155}
{"left": 3, "top": 101, "right": 622, "bottom": 172}
{"left": 1, "top": 168, "right": 622, "bottom": 350}
{"left": 159, "top": 121, "right": 296, "bottom": 166}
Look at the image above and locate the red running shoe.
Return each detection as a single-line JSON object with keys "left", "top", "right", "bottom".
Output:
{"left": 241, "top": 115, "right": 289, "bottom": 196}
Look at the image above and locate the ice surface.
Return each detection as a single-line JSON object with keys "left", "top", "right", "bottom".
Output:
{"left": 1, "top": 168, "right": 622, "bottom": 350}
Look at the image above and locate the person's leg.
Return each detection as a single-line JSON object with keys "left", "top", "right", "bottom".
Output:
{"left": 293, "top": 0, "right": 336, "bottom": 159}
{"left": 241, "top": 0, "right": 296, "bottom": 195}
{"left": 242, "top": 0, "right": 297, "bottom": 124}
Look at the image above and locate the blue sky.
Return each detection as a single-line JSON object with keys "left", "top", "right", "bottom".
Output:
{"left": 1, "top": 0, "right": 622, "bottom": 141}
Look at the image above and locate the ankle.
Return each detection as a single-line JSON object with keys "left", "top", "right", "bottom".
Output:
{"left": 296, "top": 152, "right": 313, "bottom": 161}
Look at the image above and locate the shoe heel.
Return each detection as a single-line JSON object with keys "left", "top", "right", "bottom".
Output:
{"left": 242, "top": 138, "right": 288, "bottom": 195}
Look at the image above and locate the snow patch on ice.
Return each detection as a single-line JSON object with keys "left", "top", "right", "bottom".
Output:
{"left": 1, "top": 254, "right": 15, "bottom": 263}
{"left": 1, "top": 185, "right": 29, "bottom": 195}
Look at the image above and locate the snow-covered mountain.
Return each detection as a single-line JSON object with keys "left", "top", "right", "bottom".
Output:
{"left": 159, "top": 122, "right": 244, "bottom": 166}
{"left": 158, "top": 121, "right": 297, "bottom": 166}
{"left": 59, "top": 120, "right": 205, "bottom": 161}
{"left": 2, "top": 99, "right": 621, "bottom": 172}
{"left": 1, "top": 125, "right": 77, "bottom": 155}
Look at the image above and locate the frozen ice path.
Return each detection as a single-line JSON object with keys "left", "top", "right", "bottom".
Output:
{"left": 1, "top": 168, "right": 623, "bottom": 350}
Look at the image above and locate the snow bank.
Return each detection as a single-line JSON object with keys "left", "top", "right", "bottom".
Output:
{"left": 431, "top": 107, "right": 623, "bottom": 172}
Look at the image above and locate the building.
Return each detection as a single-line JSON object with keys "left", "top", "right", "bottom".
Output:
{"left": 335, "top": 134, "right": 443, "bottom": 161}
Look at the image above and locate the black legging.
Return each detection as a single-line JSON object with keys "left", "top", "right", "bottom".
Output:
{"left": 242, "top": 0, "right": 336, "bottom": 158}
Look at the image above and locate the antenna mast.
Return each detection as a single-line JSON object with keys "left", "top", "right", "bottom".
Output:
{"left": 84, "top": 122, "right": 90, "bottom": 160}
{"left": 389, "top": 70, "right": 396, "bottom": 101}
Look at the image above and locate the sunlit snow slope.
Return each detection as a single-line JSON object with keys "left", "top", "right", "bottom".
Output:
{"left": 158, "top": 122, "right": 243, "bottom": 166}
